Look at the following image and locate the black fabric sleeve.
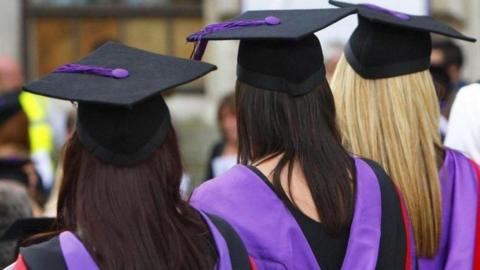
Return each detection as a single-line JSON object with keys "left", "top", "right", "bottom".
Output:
{"left": 362, "top": 159, "right": 407, "bottom": 270}
{"left": 205, "top": 213, "right": 251, "bottom": 270}
{"left": 20, "top": 236, "right": 67, "bottom": 270}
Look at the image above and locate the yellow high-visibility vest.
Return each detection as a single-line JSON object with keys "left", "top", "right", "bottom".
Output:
{"left": 19, "top": 92, "right": 53, "bottom": 154}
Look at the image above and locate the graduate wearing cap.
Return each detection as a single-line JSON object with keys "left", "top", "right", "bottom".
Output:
{"left": 329, "top": 2, "right": 479, "bottom": 269}
{"left": 188, "top": 8, "right": 415, "bottom": 270}
{"left": 7, "top": 42, "right": 255, "bottom": 270}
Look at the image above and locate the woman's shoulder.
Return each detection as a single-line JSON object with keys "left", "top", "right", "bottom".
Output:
{"left": 444, "top": 147, "right": 476, "bottom": 163}
{"left": 20, "top": 234, "right": 63, "bottom": 258}
{"left": 352, "top": 156, "right": 404, "bottom": 219}
{"left": 17, "top": 231, "right": 98, "bottom": 270}
{"left": 195, "top": 164, "right": 257, "bottom": 196}
{"left": 353, "top": 157, "right": 406, "bottom": 212}
{"left": 198, "top": 211, "right": 255, "bottom": 270}
{"left": 10, "top": 234, "right": 65, "bottom": 270}
{"left": 353, "top": 158, "right": 411, "bottom": 270}
{"left": 354, "top": 157, "right": 396, "bottom": 192}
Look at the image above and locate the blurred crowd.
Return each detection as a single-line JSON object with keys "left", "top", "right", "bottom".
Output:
{"left": 0, "top": 54, "right": 75, "bottom": 266}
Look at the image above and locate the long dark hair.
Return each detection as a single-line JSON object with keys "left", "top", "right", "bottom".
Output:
{"left": 236, "top": 79, "right": 355, "bottom": 234}
{"left": 54, "top": 125, "right": 215, "bottom": 270}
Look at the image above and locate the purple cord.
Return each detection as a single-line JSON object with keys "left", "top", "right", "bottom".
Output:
{"left": 53, "top": 64, "right": 129, "bottom": 79}
{"left": 361, "top": 3, "right": 411, "bottom": 20}
{"left": 187, "top": 16, "right": 281, "bottom": 61}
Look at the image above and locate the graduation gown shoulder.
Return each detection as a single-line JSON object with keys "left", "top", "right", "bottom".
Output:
{"left": 190, "top": 158, "right": 415, "bottom": 270}
{"left": 418, "top": 148, "right": 480, "bottom": 270}
{"left": 10, "top": 215, "right": 255, "bottom": 270}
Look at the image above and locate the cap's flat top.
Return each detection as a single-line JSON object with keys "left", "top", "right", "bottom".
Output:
{"left": 195, "top": 8, "right": 356, "bottom": 41}
{"left": 330, "top": 0, "right": 476, "bottom": 42}
{"left": 23, "top": 42, "right": 217, "bottom": 106}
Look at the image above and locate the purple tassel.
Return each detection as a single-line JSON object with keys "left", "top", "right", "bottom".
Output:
{"left": 361, "top": 3, "right": 411, "bottom": 20}
{"left": 53, "top": 64, "right": 129, "bottom": 79}
{"left": 187, "top": 16, "right": 281, "bottom": 61}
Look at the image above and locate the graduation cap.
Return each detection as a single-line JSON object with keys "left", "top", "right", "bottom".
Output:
{"left": 0, "top": 217, "right": 55, "bottom": 242}
{"left": 23, "top": 42, "right": 217, "bottom": 165}
{"left": 329, "top": 1, "right": 476, "bottom": 79}
{"left": 0, "top": 91, "right": 22, "bottom": 126}
{"left": 187, "top": 8, "right": 356, "bottom": 96}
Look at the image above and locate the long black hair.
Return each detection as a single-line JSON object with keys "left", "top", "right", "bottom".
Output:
{"left": 236, "top": 79, "right": 355, "bottom": 234}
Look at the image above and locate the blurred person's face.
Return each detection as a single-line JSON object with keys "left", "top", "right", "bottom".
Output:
{"left": 0, "top": 57, "right": 23, "bottom": 92}
{"left": 430, "top": 48, "right": 461, "bottom": 84}
{"left": 430, "top": 49, "right": 445, "bottom": 66}
{"left": 220, "top": 108, "right": 237, "bottom": 145}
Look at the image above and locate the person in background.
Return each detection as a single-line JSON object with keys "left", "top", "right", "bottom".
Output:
{"left": 431, "top": 40, "right": 469, "bottom": 121}
{"left": 8, "top": 42, "right": 254, "bottom": 270}
{"left": 429, "top": 65, "right": 451, "bottom": 138}
{"left": 0, "top": 181, "right": 33, "bottom": 268}
{"left": 188, "top": 8, "right": 414, "bottom": 269}
{"left": 330, "top": 1, "right": 479, "bottom": 269}
{"left": 0, "top": 159, "right": 43, "bottom": 217}
{"left": 431, "top": 40, "right": 468, "bottom": 91}
{"left": 43, "top": 110, "right": 76, "bottom": 217}
{"left": 0, "top": 56, "right": 55, "bottom": 193}
{"left": 205, "top": 93, "right": 238, "bottom": 180}
{"left": 0, "top": 57, "right": 23, "bottom": 93}
{"left": 445, "top": 83, "right": 480, "bottom": 164}
{"left": 0, "top": 92, "right": 29, "bottom": 159}
{"left": 0, "top": 91, "right": 45, "bottom": 214}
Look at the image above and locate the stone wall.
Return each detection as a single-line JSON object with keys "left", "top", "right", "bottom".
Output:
{"left": 0, "top": 0, "right": 21, "bottom": 61}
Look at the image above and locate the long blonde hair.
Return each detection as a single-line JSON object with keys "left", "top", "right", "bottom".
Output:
{"left": 331, "top": 55, "right": 442, "bottom": 257}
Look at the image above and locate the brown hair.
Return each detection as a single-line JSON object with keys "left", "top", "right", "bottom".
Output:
{"left": 54, "top": 126, "right": 215, "bottom": 269}
{"left": 236, "top": 80, "right": 355, "bottom": 235}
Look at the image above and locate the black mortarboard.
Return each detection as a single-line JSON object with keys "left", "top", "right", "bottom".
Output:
{"left": 329, "top": 1, "right": 476, "bottom": 79}
{"left": 187, "top": 8, "right": 356, "bottom": 96}
{"left": 23, "top": 42, "right": 216, "bottom": 165}
{"left": 0, "top": 218, "right": 55, "bottom": 242}
{"left": 0, "top": 92, "right": 22, "bottom": 125}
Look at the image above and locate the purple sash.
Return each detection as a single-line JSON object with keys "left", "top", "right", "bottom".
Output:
{"left": 59, "top": 231, "right": 99, "bottom": 270}
{"left": 418, "top": 149, "right": 479, "bottom": 269}
{"left": 341, "top": 159, "right": 381, "bottom": 269}
{"left": 197, "top": 211, "right": 234, "bottom": 270}
{"left": 191, "top": 158, "right": 382, "bottom": 270}
{"left": 59, "top": 221, "right": 232, "bottom": 270}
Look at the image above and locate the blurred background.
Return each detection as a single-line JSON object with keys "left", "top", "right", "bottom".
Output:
{"left": 0, "top": 0, "right": 478, "bottom": 191}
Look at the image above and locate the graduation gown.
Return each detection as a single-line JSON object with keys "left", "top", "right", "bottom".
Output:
{"left": 191, "top": 158, "right": 416, "bottom": 270}
{"left": 418, "top": 149, "right": 480, "bottom": 270}
{"left": 9, "top": 211, "right": 251, "bottom": 270}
